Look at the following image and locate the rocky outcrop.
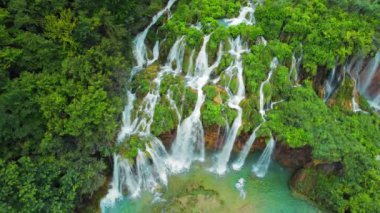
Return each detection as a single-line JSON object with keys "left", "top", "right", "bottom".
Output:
{"left": 290, "top": 160, "right": 344, "bottom": 199}
{"left": 274, "top": 143, "right": 312, "bottom": 168}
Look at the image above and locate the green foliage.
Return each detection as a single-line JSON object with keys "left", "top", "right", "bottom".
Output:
{"left": 266, "top": 82, "right": 380, "bottom": 212}
{"left": 151, "top": 98, "right": 179, "bottom": 136}
{"left": 45, "top": 9, "right": 77, "bottom": 50}
{"left": 118, "top": 135, "right": 147, "bottom": 160}
{"left": 255, "top": 0, "right": 377, "bottom": 75}
{"left": 0, "top": 0, "right": 149, "bottom": 211}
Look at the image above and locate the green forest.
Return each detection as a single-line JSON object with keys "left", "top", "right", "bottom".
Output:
{"left": 0, "top": 0, "right": 379, "bottom": 212}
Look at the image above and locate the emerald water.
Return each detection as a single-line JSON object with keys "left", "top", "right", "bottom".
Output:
{"left": 104, "top": 152, "right": 320, "bottom": 213}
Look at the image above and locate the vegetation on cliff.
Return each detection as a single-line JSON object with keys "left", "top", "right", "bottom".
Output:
{"left": 0, "top": 0, "right": 379, "bottom": 212}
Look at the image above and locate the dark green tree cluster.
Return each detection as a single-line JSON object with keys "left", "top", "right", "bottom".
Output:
{"left": 0, "top": 0, "right": 164, "bottom": 211}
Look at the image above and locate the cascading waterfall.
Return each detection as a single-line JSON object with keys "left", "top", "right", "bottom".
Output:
{"left": 358, "top": 52, "right": 380, "bottom": 110}
{"left": 166, "top": 89, "right": 182, "bottom": 122}
{"left": 102, "top": 0, "right": 305, "bottom": 209}
{"left": 100, "top": 155, "right": 122, "bottom": 209}
{"left": 289, "top": 46, "right": 303, "bottom": 85}
{"left": 345, "top": 52, "right": 380, "bottom": 111}
{"left": 223, "top": 0, "right": 264, "bottom": 26}
{"left": 210, "top": 36, "right": 248, "bottom": 175}
{"left": 132, "top": 0, "right": 177, "bottom": 74}
{"left": 259, "top": 58, "right": 279, "bottom": 120}
{"left": 232, "top": 124, "right": 262, "bottom": 171}
{"left": 252, "top": 137, "right": 276, "bottom": 178}
{"left": 147, "top": 41, "right": 160, "bottom": 66}
{"left": 358, "top": 52, "right": 380, "bottom": 93}
{"left": 119, "top": 158, "right": 140, "bottom": 198}
{"left": 170, "top": 35, "right": 223, "bottom": 172}
{"left": 101, "top": 1, "right": 183, "bottom": 206}
{"left": 145, "top": 139, "right": 170, "bottom": 186}
{"left": 323, "top": 66, "right": 339, "bottom": 102}
{"left": 136, "top": 149, "right": 158, "bottom": 192}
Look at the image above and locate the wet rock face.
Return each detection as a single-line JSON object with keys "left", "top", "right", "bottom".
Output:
{"left": 367, "top": 65, "right": 380, "bottom": 98}
{"left": 204, "top": 125, "right": 225, "bottom": 150}
{"left": 274, "top": 143, "right": 313, "bottom": 169}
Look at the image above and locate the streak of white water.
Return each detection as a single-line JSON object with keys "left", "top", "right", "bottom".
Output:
{"left": 102, "top": 35, "right": 186, "bottom": 208}
{"left": 259, "top": 58, "right": 279, "bottom": 120}
{"left": 232, "top": 124, "right": 263, "bottom": 171}
{"left": 289, "top": 46, "right": 303, "bottom": 84}
{"left": 324, "top": 66, "right": 337, "bottom": 102}
{"left": 347, "top": 52, "right": 380, "bottom": 111}
{"left": 147, "top": 41, "right": 160, "bottom": 66}
{"left": 359, "top": 52, "right": 380, "bottom": 93}
{"left": 224, "top": 1, "right": 256, "bottom": 26}
{"left": 166, "top": 89, "right": 182, "bottom": 122}
{"left": 100, "top": 155, "right": 122, "bottom": 208}
{"left": 252, "top": 137, "right": 276, "bottom": 178}
{"left": 146, "top": 139, "right": 169, "bottom": 186}
{"left": 119, "top": 158, "right": 140, "bottom": 198}
{"left": 256, "top": 36, "right": 267, "bottom": 46}
{"left": 211, "top": 36, "right": 248, "bottom": 175}
{"left": 270, "top": 100, "right": 285, "bottom": 109}
{"left": 117, "top": 91, "right": 137, "bottom": 142}
{"left": 132, "top": 0, "right": 177, "bottom": 75}
{"left": 136, "top": 149, "right": 158, "bottom": 192}
{"left": 170, "top": 35, "right": 223, "bottom": 173}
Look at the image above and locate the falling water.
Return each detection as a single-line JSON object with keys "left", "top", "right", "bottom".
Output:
{"left": 211, "top": 36, "right": 248, "bottom": 175}
{"left": 259, "top": 58, "right": 279, "bottom": 120}
{"left": 323, "top": 66, "right": 341, "bottom": 102}
{"left": 132, "top": 0, "right": 177, "bottom": 75}
{"left": 147, "top": 41, "right": 160, "bottom": 66}
{"left": 224, "top": 0, "right": 257, "bottom": 26}
{"left": 170, "top": 35, "right": 223, "bottom": 172}
{"left": 166, "top": 89, "right": 182, "bottom": 122}
{"left": 252, "top": 137, "right": 276, "bottom": 178}
{"left": 119, "top": 158, "right": 140, "bottom": 198}
{"left": 100, "top": 155, "right": 123, "bottom": 208}
{"left": 358, "top": 52, "right": 380, "bottom": 93}
{"left": 289, "top": 46, "right": 303, "bottom": 85}
{"left": 146, "top": 139, "right": 170, "bottom": 186}
{"left": 136, "top": 149, "right": 158, "bottom": 192}
{"left": 347, "top": 52, "right": 380, "bottom": 112}
{"left": 232, "top": 124, "right": 262, "bottom": 171}
{"left": 101, "top": 2, "right": 183, "bottom": 206}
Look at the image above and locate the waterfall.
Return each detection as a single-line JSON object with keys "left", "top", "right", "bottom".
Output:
{"left": 252, "top": 137, "right": 276, "bottom": 178}
{"left": 232, "top": 124, "right": 263, "bottom": 171}
{"left": 136, "top": 149, "right": 158, "bottom": 192}
{"left": 257, "top": 36, "right": 267, "bottom": 46}
{"left": 170, "top": 35, "right": 223, "bottom": 173}
{"left": 166, "top": 89, "right": 182, "bottom": 122}
{"left": 289, "top": 46, "right": 303, "bottom": 85}
{"left": 117, "top": 91, "right": 137, "bottom": 142}
{"left": 358, "top": 52, "right": 380, "bottom": 93}
{"left": 210, "top": 36, "right": 248, "bottom": 175}
{"left": 132, "top": 0, "right": 177, "bottom": 75}
{"left": 346, "top": 52, "right": 380, "bottom": 112}
{"left": 323, "top": 66, "right": 339, "bottom": 102}
{"left": 119, "top": 158, "right": 140, "bottom": 198}
{"left": 259, "top": 58, "right": 279, "bottom": 120}
{"left": 224, "top": 0, "right": 257, "bottom": 26}
{"left": 147, "top": 41, "right": 160, "bottom": 66}
{"left": 101, "top": 1, "right": 182, "bottom": 206}
{"left": 100, "top": 155, "right": 123, "bottom": 208}
{"left": 146, "top": 139, "right": 169, "bottom": 186}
